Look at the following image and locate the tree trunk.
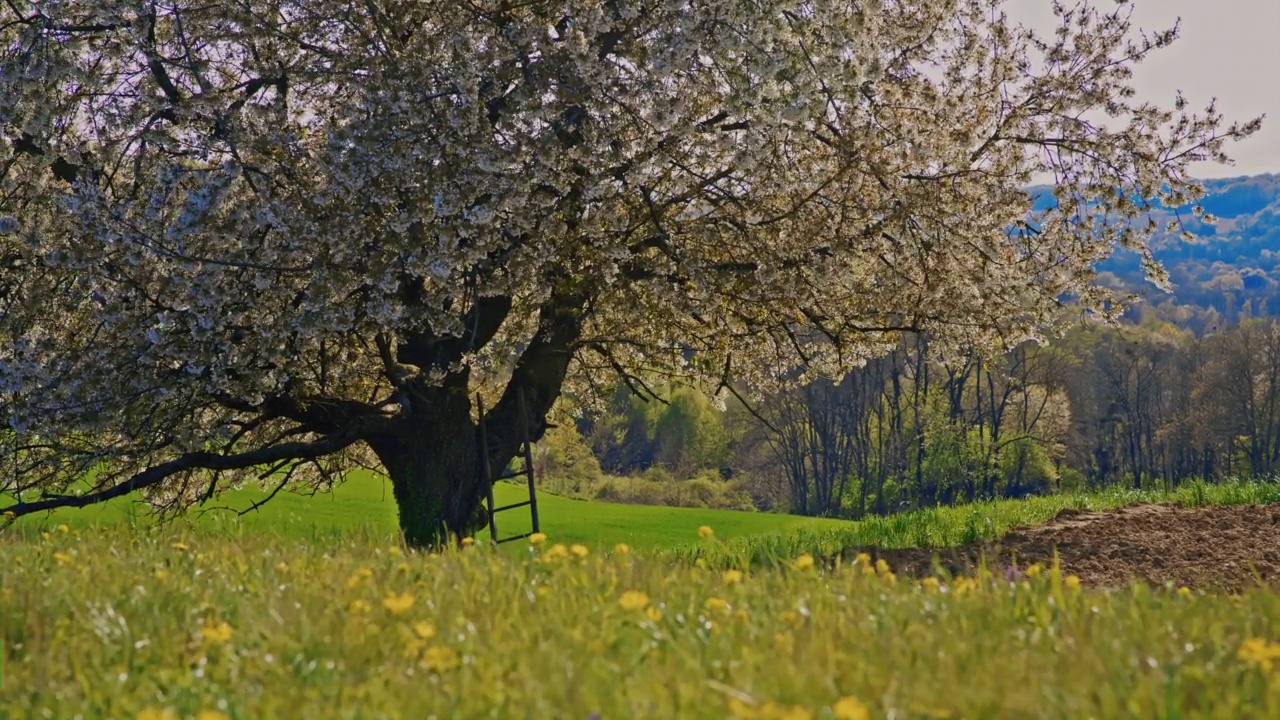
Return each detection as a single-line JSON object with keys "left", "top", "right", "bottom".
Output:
{"left": 366, "top": 382, "right": 494, "bottom": 549}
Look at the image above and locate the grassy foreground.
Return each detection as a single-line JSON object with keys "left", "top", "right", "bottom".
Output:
{"left": 4, "top": 525, "right": 1280, "bottom": 719}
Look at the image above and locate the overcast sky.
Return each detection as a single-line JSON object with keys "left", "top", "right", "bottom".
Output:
{"left": 1007, "top": 0, "right": 1280, "bottom": 178}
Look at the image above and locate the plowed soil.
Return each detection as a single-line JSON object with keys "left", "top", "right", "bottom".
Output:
{"left": 840, "top": 503, "right": 1280, "bottom": 591}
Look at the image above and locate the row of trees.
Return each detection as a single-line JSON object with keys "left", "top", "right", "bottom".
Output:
{"left": 747, "top": 317, "right": 1280, "bottom": 517}
{"left": 564, "top": 317, "right": 1280, "bottom": 519}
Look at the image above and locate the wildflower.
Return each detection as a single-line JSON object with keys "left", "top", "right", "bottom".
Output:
{"left": 388, "top": 546, "right": 403, "bottom": 557}
{"left": 875, "top": 558, "right": 891, "bottom": 575}
{"left": 619, "top": 590, "right": 650, "bottom": 611}
{"left": 698, "top": 525, "right": 714, "bottom": 539}
{"left": 1024, "top": 563, "right": 1043, "bottom": 578}
{"left": 55, "top": 524, "right": 69, "bottom": 533}
{"left": 704, "top": 596, "right": 729, "bottom": 613}
{"left": 383, "top": 591, "right": 416, "bottom": 615}
{"left": 1064, "top": 575, "right": 1082, "bottom": 590}
{"left": 153, "top": 568, "right": 169, "bottom": 582}
{"left": 855, "top": 552, "right": 872, "bottom": 566}
{"left": 921, "top": 577, "right": 940, "bottom": 594}
{"left": 195, "top": 711, "right": 231, "bottom": 720}
{"left": 645, "top": 606, "right": 663, "bottom": 623}
{"left": 461, "top": 536, "right": 475, "bottom": 547}
{"left": 794, "top": 554, "right": 815, "bottom": 571}
{"left": 1239, "top": 637, "right": 1280, "bottom": 672}
{"left": 345, "top": 566, "right": 374, "bottom": 590}
{"left": 529, "top": 532, "right": 548, "bottom": 545}
{"left": 723, "top": 569, "right": 744, "bottom": 585}
{"left": 198, "top": 619, "right": 233, "bottom": 646}
{"left": 570, "top": 544, "right": 589, "bottom": 558}
{"left": 347, "top": 599, "right": 371, "bottom": 614}
{"left": 543, "top": 543, "right": 569, "bottom": 561}
{"left": 832, "top": 695, "right": 871, "bottom": 720}
{"left": 137, "top": 709, "right": 179, "bottom": 720}
{"left": 52, "top": 552, "right": 73, "bottom": 565}
{"left": 171, "top": 542, "right": 190, "bottom": 552}
{"left": 412, "top": 621, "right": 437, "bottom": 640}
{"left": 423, "top": 645, "right": 460, "bottom": 673}
{"left": 614, "top": 543, "right": 631, "bottom": 555}
{"left": 1178, "top": 586, "right": 1193, "bottom": 598}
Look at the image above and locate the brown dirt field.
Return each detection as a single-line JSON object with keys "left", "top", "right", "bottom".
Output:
{"left": 839, "top": 503, "right": 1280, "bottom": 591}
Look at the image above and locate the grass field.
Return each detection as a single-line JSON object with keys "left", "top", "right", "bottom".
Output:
{"left": 6, "top": 480, "right": 1280, "bottom": 717}
{"left": 4, "top": 521, "right": 1280, "bottom": 719}
{"left": 8, "top": 476, "right": 1280, "bottom": 564}
{"left": 1, "top": 472, "right": 852, "bottom": 552}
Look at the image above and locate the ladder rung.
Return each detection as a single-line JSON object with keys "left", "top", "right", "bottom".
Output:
{"left": 495, "top": 532, "right": 534, "bottom": 544}
{"left": 490, "top": 499, "right": 532, "bottom": 513}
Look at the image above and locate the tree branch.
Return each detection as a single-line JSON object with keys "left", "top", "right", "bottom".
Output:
{"left": 0, "top": 424, "right": 372, "bottom": 518}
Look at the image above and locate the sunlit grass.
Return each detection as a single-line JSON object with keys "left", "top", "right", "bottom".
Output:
{"left": 3, "top": 524, "right": 1280, "bottom": 719}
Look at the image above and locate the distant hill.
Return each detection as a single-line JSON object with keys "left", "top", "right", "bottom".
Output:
{"left": 1032, "top": 173, "right": 1280, "bottom": 333}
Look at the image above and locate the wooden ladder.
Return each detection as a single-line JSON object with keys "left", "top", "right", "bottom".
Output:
{"left": 475, "top": 389, "right": 541, "bottom": 544}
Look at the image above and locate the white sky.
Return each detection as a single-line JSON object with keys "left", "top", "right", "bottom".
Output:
{"left": 1007, "top": 0, "right": 1280, "bottom": 178}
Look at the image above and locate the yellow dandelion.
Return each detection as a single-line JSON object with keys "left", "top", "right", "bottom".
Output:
{"left": 698, "top": 525, "right": 714, "bottom": 539}
{"left": 137, "top": 709, "right": 179, "bottom": 720}
{"left": 570, "top": 544, "right": 590, "bottom": 558}
{"left": 461, "top": 536, "right": 475, "bottom": 547}
{"left": 832, "top": 695, "right": 871, "bottom": 720}
{"left": 645, "top": 606, "right": 663, "bottom": 623}
{"left": 921, "top": 577, "right": 940, "bottom": 594}
{"left": 1064, "top": 575, "right": 1082, "bottom": 590}
{"left": 529, "top": 532, "right": 548, "bottom": 545}
{"left": 412, "top": 621, "right": 437, "bottom": 640}
{"left": 199, "top": 619, "right": 233, "bottom": 646}
{"left": 347, "top": 599, "right": 371, "bottom": 614}
{"left": 1025, "top": 563, "right": 1043, "bottom": 578}
{"left": 723, "top": 569, "right": 744, "bottom": 585}
{"left": 52, "top": 552, "right": 73, "bottom": 565}
{"left": 1239, "top": 637, "right": 1280, "bottom": 672}
{"left": 794, "top": 554, "right": 815, "bottom": 571}
{"left": 875, "top": 558, "right": 891, "bottom": 575}
{"left": 855, "top": 552, "right": 872, "bottom": 566}
{"left": 618, "top": 590, "right": 650, "bottom": 611}
{"left": 195, "top": 711, "right": 232, "bottom": 720}
{"left": 55, "top": 523, "right": 69, "bottom": 533}
{"left": 170, "top": 542, "right": 189, "bottom": 552}
{"left": 543, "top": 543, "right": 569, "bottom": 561}
{"left": 704, "top": 596, "right": 729, "bottom": 613}
{"left": 1178, "top": 586, "right": 1193, "bottom": 598}
{"left": 614, "top": 543, "right": 631, "bottom": 555}
{"left": 423, "top": 645, "right": 460, "bottom": 673}
{"left": 383, "top": 591, "right": 416, "bottom": 615}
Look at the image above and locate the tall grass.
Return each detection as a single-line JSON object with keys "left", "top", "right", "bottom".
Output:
{"left": 3, "top": 525, "right": 1280, "bottom": 719}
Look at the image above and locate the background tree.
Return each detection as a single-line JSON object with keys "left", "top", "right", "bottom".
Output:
{"left": 0, "top": 0, "right": 1258, "bottom": 546}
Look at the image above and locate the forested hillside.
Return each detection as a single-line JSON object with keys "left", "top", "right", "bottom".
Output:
{"left": 1075, "top": 173, "right": 1280, "bottom": 332}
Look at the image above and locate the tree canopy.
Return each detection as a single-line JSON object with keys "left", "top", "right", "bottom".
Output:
{"left": 0, "top": 0, "right": 1260, "bottom": 545}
